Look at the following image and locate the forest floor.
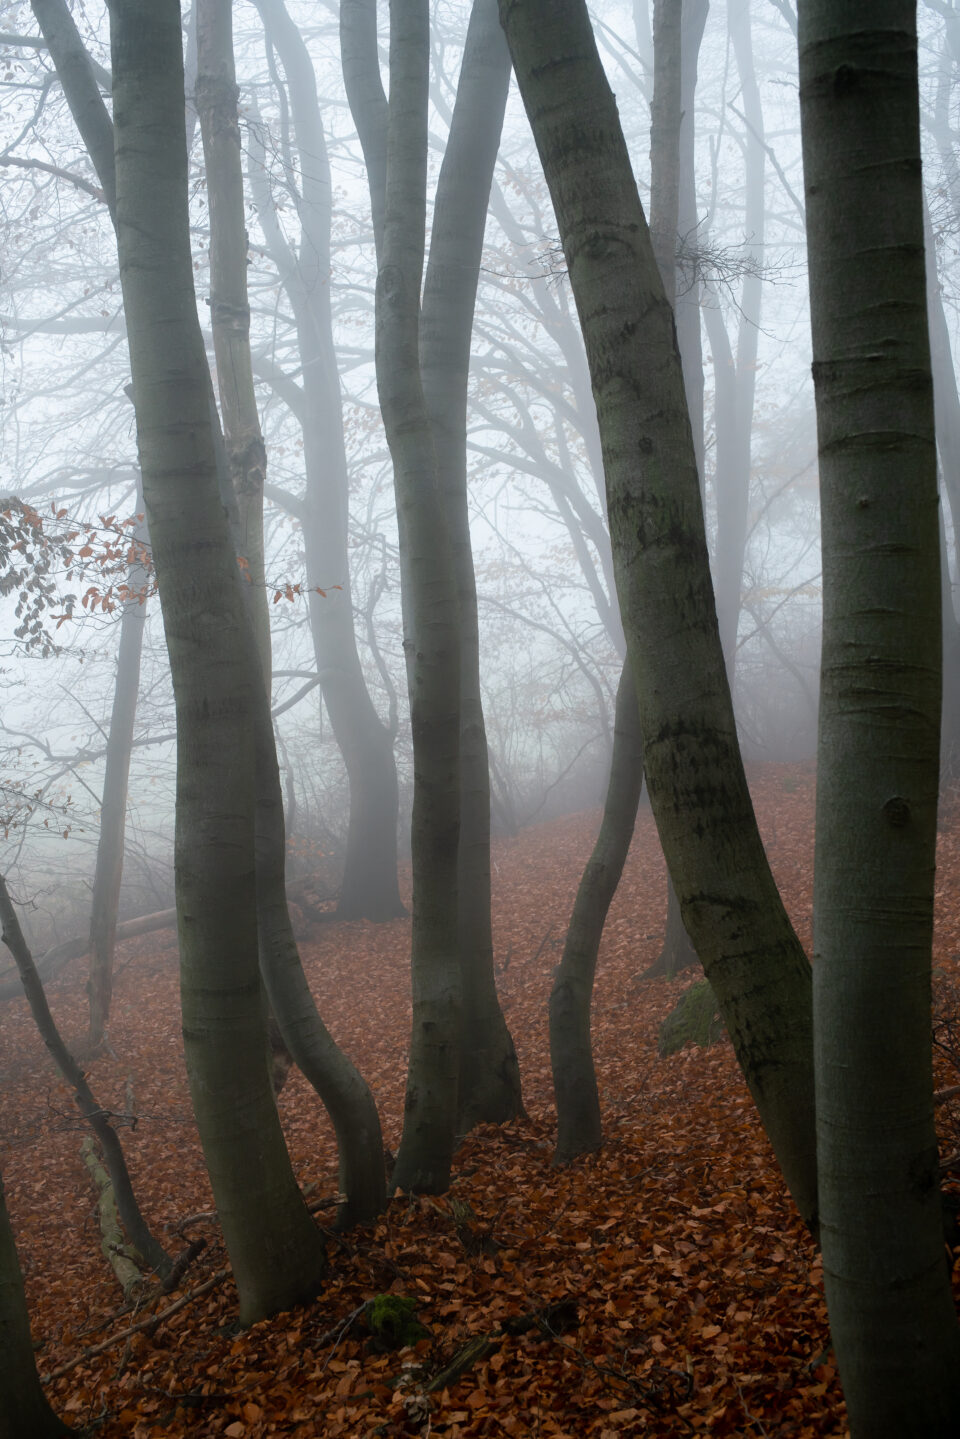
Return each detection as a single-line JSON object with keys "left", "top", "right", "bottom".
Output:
{"left": 2, "top": 760, "right": 960, "bottom": 1439}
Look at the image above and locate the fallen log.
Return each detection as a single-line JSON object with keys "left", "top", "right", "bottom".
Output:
{"left": 0, "top": 872, "right": 336, "bottom": 1000}
{"left": 0, "top": 908, "right": 176, "bottom": 1000}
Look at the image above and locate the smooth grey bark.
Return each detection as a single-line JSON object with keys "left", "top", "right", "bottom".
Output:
{"left": 198, "top": 0, "right": 386, "bottom": 1226}
{"left": 548, "top": 0, "right": 684, "bottom": 1161}
{"left": 196, "top": 0, "right": 271, "bottom": 675}
{"left": 550, "top": 662, "right": 644, "bottom": 1162}
{"left": 650, "top": 0, "right": 701, "bottom": 983}
{"left": 704, "top": 0, "right": 764, "bottom": 678}
{"left": 251, "top": 0, "right": 404, "bottom": 922}
{"left": 0, "top": 873, "right": 171, "bottom": 1279}
{"left": 86, "top": 506, "right": 148, "bottom": 1049}
{"left": 0, "top": 1169, "right": 72, "bottom": 1439}
{"left": 499, "top": 0, "right": 818, "bottom": 1232}
{"left": 799, "top": 5, "right": 960, "bottom": 1432}
{"left": 252, "top": 694, "right": 387, "bottom": 1226}
{"left": 366, "top": 0, "right": 463, "bottom": 1193}
{"left": 419, "top": 0, "right": 522, "bottom": 1132}
{"left": 108, "top": 0, "right": 326, "bottom": 1323}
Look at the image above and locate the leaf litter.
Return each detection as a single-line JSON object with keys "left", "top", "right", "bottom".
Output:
{"left": 2, "top": 761, "right": 959, "bottom": 1437}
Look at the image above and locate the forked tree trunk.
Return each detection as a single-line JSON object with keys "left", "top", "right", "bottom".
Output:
{"left": 499, "top": 0, "right": 818, "bottom": 1232}
{"left": 108, "top": 0, "right": 326, "bottom": 1323}
{"left": 344, "top": 0, "right": 522, "bottom": 1135}
{"left": 0, "top": 1171, "right": 72, "bottom": 1439}
{"left": 799, "top": 4, "right": 960, "bottom": 1431}
{"left": 197, "top": 0, "right": 386, "bottom": 1226}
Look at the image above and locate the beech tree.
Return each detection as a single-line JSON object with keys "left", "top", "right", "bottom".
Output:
{"left": 247, "top": 0, "right": 405, "bottom": 923}
{"left": 499, "top": 0, "right": 819, "bottom": 1232}
{"left": 799, "top": 2, "right": 960, "bottom": 1431}
{"left": 343, "top": 0, "right": 522, "bottom": 1190}
{"left": 107, "top": 0, "right": 326, "bottom": 1322}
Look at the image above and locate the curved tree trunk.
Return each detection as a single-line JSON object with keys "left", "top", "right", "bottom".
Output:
{"left": 252, "top": 698, "right": 386, "bottom": 1226}
{"left": 0, "top": 1171, "right": 72, "bottom": 1439}
{"left": 550, "top": 660, "right": 644, "bottom": 1162}
{"left": 549, "top": 0, "right": 684, "bottom": 1159}
{"left": 799, "top": 5, "right": 960, "bottom": 1431}
{"left": 108, "top": 0, "right": 326, "bottom": 1324}
{"left": 499, "top": 0, "right": 818, "bottom": 1234}
{"left": 420, "top": 0, "right": 522, "bottom": 1132}
{"left": 197, "top": 0, "right": 386, "bottom": 1227}
{"left": 0, "top": 874, "right": 170, "bottom": 1279}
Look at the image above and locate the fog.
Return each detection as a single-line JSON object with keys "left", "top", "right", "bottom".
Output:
{"left": 0, "top": 0, "right": 953, "bottom": 948}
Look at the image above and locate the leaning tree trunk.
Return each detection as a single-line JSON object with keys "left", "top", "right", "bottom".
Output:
{"left": 1, "top": 873, "right": 171, "bottom": 1279}
{"left": 419, "top": 0, "right": 523, "bottom": 1132}
{"left": 550, "top": 661, "right": 644, "bottom": 1162}
{"left": 549, "top": 0, "right": 682, "bottom": 1160}
{"left": 86, "top": 505, "right": 149, "bottom": 1050}
{"left": 799, "top": 4, "right": 960, "bottom": 1432}
{"left": 108, "top": 0, "right": 326, "bottom": 1324}
{"left": 499, "top": 0, "right": 818, "bottom": 1233}
{"left": 197, "top": 0, "right": 386, "bottom": 1227}
{"left": 0, "top": 1170, "right": 72, "bottom": 1439}
{"left": 368, "top": 0, "right": 463, "bottom": 1193}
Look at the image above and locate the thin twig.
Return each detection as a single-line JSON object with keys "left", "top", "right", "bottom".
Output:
{"left": 40, "top": 1268, "right": 230, "bottom": 1382}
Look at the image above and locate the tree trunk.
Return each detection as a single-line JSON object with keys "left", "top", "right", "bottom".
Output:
{"left": 365, "top": 0, "right": 463, "bottom": 1193}
{"left": 108, "top": 0, "right": 326, "bottom": 1324}
{"left": 250, "top": 0, "right": 405, "bottom": 922}
{"left": 198, "top": 0, "right": 387, "bottom": 1226}
{"left": 196, "top": 0, "right": 271, "bottom": 675}
{"left": 649, "top": 0, "right": 700, "bottom": 985}
{"left": 0, "top": 874, "right": 170, "bottom": 1278}
{"left": 0, "top": 1170, "right": 72, "bottom": 1439}
{"left": 674, "top": 0, "right": 709, "bottom": 496}
{"left": 419, "top": 0, "right": 522, "bottom": 1132}
{"left": 548, "top": 0, "right": 685, "bottom": 1161}
{"left": 648, "top": 877, "right": 699, "bottom": 980}
{"left": 252, "top": 696, "right": 387, "bottom": 1226}
{"left": 706, "top": 0, "right": 765, "bottom": 679}
{"left": 923, "top": 193, "right": 960, "bottom": 782}
{"left": 799, "top": 5, "right": 960, "bottom": 1432}
{"left": 550, "top": 660, "right": 644, "bottom": 1163}
{"left": 499, "top": 0, "right": 818, "bottom": 1233}
{"left": 86, "top": 505, "right": 149, "bottom": 1049}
